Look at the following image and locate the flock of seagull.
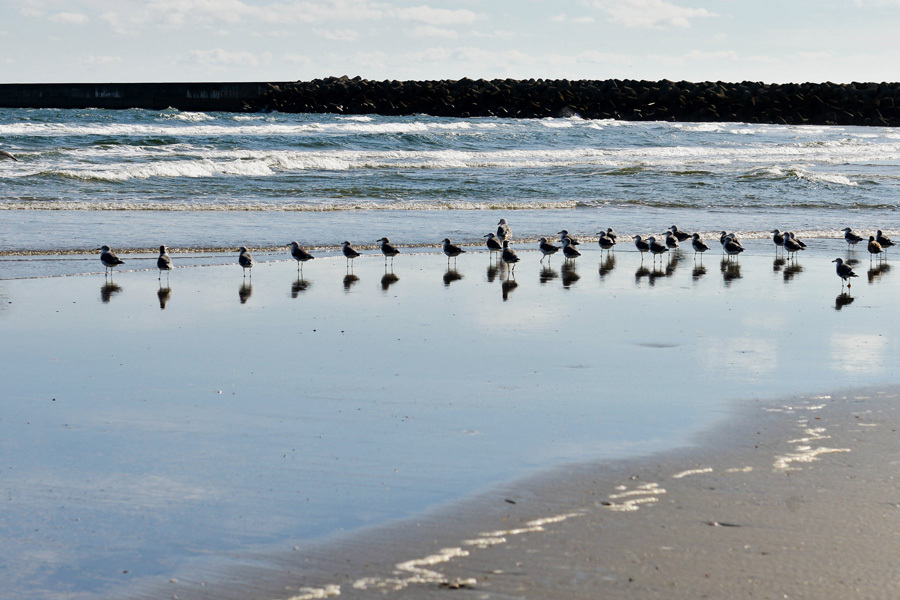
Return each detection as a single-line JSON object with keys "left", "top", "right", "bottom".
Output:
{"left": 97, "top": 220, "right": 893, "bottom": 291}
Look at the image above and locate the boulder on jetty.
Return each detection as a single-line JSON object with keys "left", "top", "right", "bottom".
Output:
{"left": 254, "top": 76, "right": 900, "bottom": 126}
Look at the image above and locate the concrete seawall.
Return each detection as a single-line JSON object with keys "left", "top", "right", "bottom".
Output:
{"left": 0, "top": 82, "right": 286, "bottom": 112}
{"left": 2, "top": 78, "right": 900, "bottom": 126}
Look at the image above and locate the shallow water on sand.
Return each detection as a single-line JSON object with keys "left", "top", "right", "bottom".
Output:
{"left": 1, "top": 240, "right": 899, "bottom": 598}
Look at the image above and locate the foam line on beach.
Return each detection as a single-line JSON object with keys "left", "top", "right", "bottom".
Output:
{"left": 350, "top": 512, "right": 585, "bottom": 593}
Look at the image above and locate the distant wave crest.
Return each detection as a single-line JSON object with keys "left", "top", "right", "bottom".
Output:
{"left": 0, "top": 199, "right": 580, "bottom": 212}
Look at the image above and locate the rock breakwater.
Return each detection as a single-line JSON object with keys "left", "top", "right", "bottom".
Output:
{"left": 257, "top": 76, "right": 900, "bottom": 126}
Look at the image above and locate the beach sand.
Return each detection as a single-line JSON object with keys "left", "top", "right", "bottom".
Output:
{"left": 128, "top": 386, "right": 900, "bottom": 600}
{"left": 2, "top": 239, "right": 899, "bottom": 599}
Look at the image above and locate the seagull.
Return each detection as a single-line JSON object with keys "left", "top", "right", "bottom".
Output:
{"left": 562, "top": 236, "right": 581, "bottom": 262}
{"left": 558, "top": 230, "right": 580, "bottom": 246}
{"left": 604, "top": 228, "right": 617, "bottom": 243}
{"left": 597, "top": 231, "right": 616, "bottom": 252}
{"left": 442, "top": 238, "right": 465, "bottom": 266}
{"left": 783, "top": 233, "right": 804, "bottom": 259}
{"left": 719, "top": 231, "right": 742, "bottom": 252}
{"left": 157, "top": 245, "right": 173, "bottom": 279}
{"left": 842, "top": 227, "right": 864, "bottom": 250}
{"left": 723, "top": 236, "right": 744, "bottom": 259}
{"left": 787, "top": 232, "right": 806, "bottom": 249}
{"left": 289, "top": 241, "right": 315, "bottom": 270}
{"left": 376, "top": 237, "right": 400, "bottom": 266}
{"left": 772, "top": 229, "right": 785, "bottom": 254}
{"left": 633, "top": 234, "right": 650, "bottom": 260}
{"left": 691, "top": 233, "right": 709, "bottom": 258}
{"left": 484, "top": 232, "right": 503, "bottom": 258}
{"left": 665, "top": 231, "right": 679, "bottom": 251}
{"left": 341, "top": 241, "right": 361, "bottom": 266}
{"left": 833, "top": 257, "right": 858, "bottom": 288}
{"left": 668, "top": 225, "right": 691, "bottom": 242}
{"left": 538, "top": 237, "right": 560, "bottom": 262}
{"left": 238, "top": 246, "right": 254, "bottom": 276}
{"left": 497, "top": 218, "right": 511, "bottom": 241}
{"left": 647, "top": 236, "right": 668, "bottom": 262}
{"left": 867, "top": 235, "right": 883, "bottom": 261}
{"left": 501, "top": 240, "right": 520, "bottom": 272}
{"left": 0, "top": 150, "right": 18, "bottom": 162}
{"left": 876, "top": 230, "right": 894, "bottom": 254}
{"left": 99, "top": 245, "right": 125, "bottom": 275}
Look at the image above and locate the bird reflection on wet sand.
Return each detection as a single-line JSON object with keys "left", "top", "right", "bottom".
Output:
{"left": 343, "top": 273, "right": 360, "bottom": 292}
{"left": 783, "top": 261, "right": 803, "bottom": 283}
{"left": 773, "top": 257, "right": 786, "bottom": 272}
{"left": 443, "top": 268, "right": 463, "bottom": 286}
{"left": 501, "top": 279, "right": 518, "bottom": 301}
{"left": 561, "top": 262, "right": 580, "bottom": 288}
{"left": 291, "top": 277, "right": 311, "bottom": 298}
{"left": 381, "top": 271, "right": 399, "bottom": 292}
{"left": 634, "top": 264, "right": 651, "bottom": 284}
{"left": 100, "top": 281, "right": 123, "bottom": 303}
{"left": 239, "top": 282, "right": 252, "bottom": 304}
{"left": 486, "top": 262, "right": 500, "bottom": 283}
{"left": 665, "top": 254, "right": 679, "bottom": 277}
{"left": 721, "top": 259, "right": 741, "bottom": 286}
{"left": 540, "top": 265, "right": 558, "bottom": 284}
{"left": 598, "top": 254, "right": 616, "bottom": 278}
{"left": 835, "top": 292, "right": 855, "bottom": 310}
{"left": 647, "top": 265, "right": 667, "bottom": 286}
{"left": 691, "top": 264, "right": 707, "bottom": 281}
{"left": 868, "top": 261, "right": 890, "bottom": 284}
{"left": 157, "top": 284, "right": 172, "bottom": 309}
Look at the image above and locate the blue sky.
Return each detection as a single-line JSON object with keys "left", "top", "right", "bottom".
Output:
{"left": 3, "top": 0, "right": 900, "bottom": 84}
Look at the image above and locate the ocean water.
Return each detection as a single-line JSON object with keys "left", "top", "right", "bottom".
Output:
{"left": 3, "top": 109, "right": 900, "bottom": 599}
{"left": 2, "top": 108, "right": 900, "bottom": 260}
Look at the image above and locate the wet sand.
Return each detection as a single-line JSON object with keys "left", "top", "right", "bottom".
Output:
{"left": 2, "top": 239, "right": 899, "bottom": 599}
{"left": 131, "top": 387, "right": 900, "bottom": 600}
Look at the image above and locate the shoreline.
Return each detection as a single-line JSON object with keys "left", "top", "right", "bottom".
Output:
{"left": 132, "top": 384, "right": 899, "bottom": 599}
{"left": 3, "top": 246, "right": 899, "bottom": 599}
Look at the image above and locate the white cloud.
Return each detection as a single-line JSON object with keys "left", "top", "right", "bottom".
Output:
{"left": 684, "top": 49, "right": 739, "bottom": 61}
{"left": 412, "top": 25, "right": 459, "bottom": 39}
{"left": 87, "top": 55, "right": 122, "bottom": 65}
{"left": 313, "top": 28, "right": 360, "bottom": 42}
{"left": 796, "top": 50, "right": 834, "bottom": 60}
{"left": 552, "top": 13, "right": 595, "bottom": 24}
{"left": 283, "top": 52, "right": 313, "bottom": 66}
{"left": 393, "top": 5, "right": 481, "bottom": 25}
{"left": 49, "top": 12, "right": 88, "bottom": 24}
{"left": 578, "top": 50, "right": 635, "bottom": 64}
{"left": 594, "top": 0, "right": 713, "bottom": 28}
{"left": 185, "top": 48, "right": 268, "bottom": 68}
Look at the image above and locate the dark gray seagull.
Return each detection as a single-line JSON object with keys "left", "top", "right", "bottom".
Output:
{"left": 341, "top": 241, "right": 361, "bottom": 267}
{"left": 238, "top": 246, "right": 254, "bottom": 276}
{"left": 501, "top": 240, "right": 520, "bottom": 272}
{"left": 668, "top": 225, "right": 691, "bottom": 242}
{"left": 441, "top": 238, "right": 465, "bottom": 266}
{"left": 484, "top": 232, "right": 503, "bottom": 258}
{"left": 98, "top": 245, "right": 125, "bottom": 275}
{"left": 842, "top": 227, "right": 863, "bottom": 250}
{"left": 157, "top": 245, "right": 173, "bottom": 279}
{"left": 289, "top": 241, "right": 315, "bottom": 270}
{"left": 832, "top": 257, "right": 858, "bottom": 288}
{"left": 538, "top": 237, "right": 560, "bottom": 262}
{"left": 376, "top": 237, "right": 400, "bottom": 266}
{"left": 876, "top": 230, "right": 894, "bottom": 254}
{"left": 562, "top": 236, "right": 581, "bottom": 262}
{"left": 691, "top": 233, "right": 709, "bottom": 257}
